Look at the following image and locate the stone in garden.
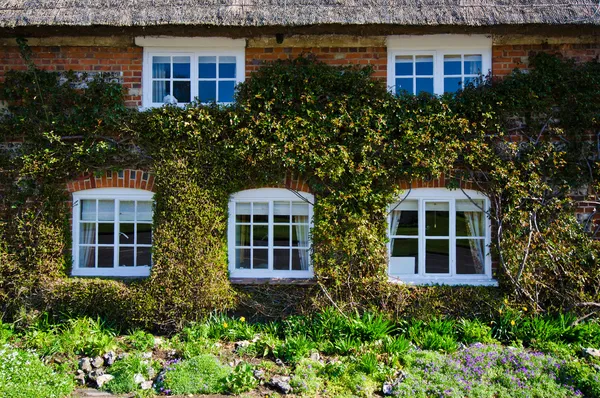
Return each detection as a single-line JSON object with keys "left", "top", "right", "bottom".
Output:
{"left": 583, "top": 347, "right": 600, "bottom": 358}
{"left": 234, "top": 340, "right": 250, "bottom": 352}
{"left": 79, "top": 357, "right": 93, "bottom": 373}
{"left": 75, "top": 369, "right": 86, "bottom": 385}
{"left": 253, "top": 369, "right": 265, "bottom": 380}
{"left": 92, "top": 356, "right": 104, "bottom": 368}
{"left": 133, "top": 373, "right": 145, "bottom": 385}
{"left": 270, "top": 375, "right": 292, "bottom": 394}
{"left": 382, "top": 382, "right": 393, "bottom": 396}
{"left": 95, "top": 374, "right": 114, "bottom": 388}
{"left": 142, "top": 352, "right": 153, "bottom": 359}
{"left": 88, "top": 368, "right": 105, "bottom": 381}
{"left": 309, "top": 351, "right": 320, "bottom": 361}
{"left": 275, "top": 358, "right": 285, "bottom": 367}
{"left": 103, "top": 351, "right": 116, "bottom": 366}
{"left": 154, "top": 336, "right": 163, "bottom": 347}
{"left": 140, "top": 381, "right": 153, "bottom": 390}
{"left": 147, "top": 366, "right": 157, "bottom": 379}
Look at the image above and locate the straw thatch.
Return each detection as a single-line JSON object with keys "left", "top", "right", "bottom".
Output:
{"left": 0, "top": 0, "right": 598, "bottom": 28}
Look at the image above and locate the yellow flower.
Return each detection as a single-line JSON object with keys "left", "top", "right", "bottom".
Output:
{"left": 223, "top": 322, "right": 228, "bottom": 328}
{"left": 504, "top": 298, "right": 509, "bottom": 305}
{"left": 499, "top": 309, "right": 503, "bottom": 315}
{"left": 510, "top": 320, "right": 515, "bottom": 326}
{"left": 522, "top": 307, "right": 527, "bottom": 312}
{"left": 240, "top": 317, "right": 246, "bottom": 323}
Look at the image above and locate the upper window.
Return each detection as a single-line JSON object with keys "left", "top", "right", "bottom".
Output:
{"left": 72, "top": 188, "right": 154, "bottom": 277}
{"left": 387, "top": 35, "right": 492, "bottom": 95}
{"left": 388, "top": 188, "right": 495, "bottom": 286}
{"left": 228, "top": 189, "right": 314, "bottom": 279}
{"left": 137, "top": 37, "right": 246, "bottom": 108}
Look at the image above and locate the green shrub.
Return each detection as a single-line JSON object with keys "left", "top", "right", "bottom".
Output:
{"left": 559, "top": 360, "right": 600, "bottom": 398}
{"left": 102, "top": 353, "right": 158, "bottom": 395}
{"left": 458, "top": 318, "right": 498, "bottom": 345}
{"left": 158, "top": 354, "right": 230, "bottom": 395}
{"left": 223, "top": 362, "right": 258, "bottom": 394}
{"left": 275, "top": 335, "right": 316, "bottom": 364}
{"left": 125, "top": 329, "right": 155, "bottom": 352}
{"left": 290, "top": 359, "right": 324, "bottom": 396}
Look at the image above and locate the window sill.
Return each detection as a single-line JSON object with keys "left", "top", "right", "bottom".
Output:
{"left": 72, "top": 267, "right": 151, "bottom": 278}
{"left": 230, "top": 278, "right": 316, "bottom": 285}
{"left": 388, "top": 276, "right": 498, "bottom": 287}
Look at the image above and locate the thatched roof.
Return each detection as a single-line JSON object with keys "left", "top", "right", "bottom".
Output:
{"left": 0, "top": 0, "right": 599, "bottom": 29}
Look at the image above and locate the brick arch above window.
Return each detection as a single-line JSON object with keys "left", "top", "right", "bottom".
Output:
{"left": 241, "top": 173, "right": 312, "bottom": 194}
{"left": 66, "top": 169, "right": 155, "bottom": 193}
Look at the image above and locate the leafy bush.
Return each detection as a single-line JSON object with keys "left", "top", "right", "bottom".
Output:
{"left": 102, "top": 353, "right": 158, "bottom": 395}
{"left": 158, "top": 354, "right": 230, "bottom": 395}
{"left": 275, "top": 335, "right": 316, "bottom": 364}
{"left": 223, "top": 362, "right": 258, "bottom": 394}
{"left": 458, "top": 319, "right": 497, "bottom": 345}
{"left": 290, "top": 359, "right": 324, "bottom": 395}
{"left": 125, "top": 329, "right": 155, "bottom": 352}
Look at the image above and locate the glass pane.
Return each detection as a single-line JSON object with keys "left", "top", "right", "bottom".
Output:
{"left": 292, "top": 249, "right": 310, "bottom": 271}
{"left": 173, "top": 81, "right": 191, "bottom": 103}
{"left": 219, "top": 56, "right": 236, "bottom": 78}
{"left": 253, "top": 249, "right": 268, "bottom": 269}
{"left": 425, "top": 202, "right": 449, "bottom": 236}
{"left": 274, "top": 225, "right": 290, "bottom": 246}
{"left": 79, "top": 246, "right": 95, "bottom": 268}
{"left": 253, "top": 225, "right": 268, "bottom": 247}
{"left": 137, "top": 247, "right": 152, "bottom": 267}
{"left": 81, "top": 199, "right": 96, "bottom": 221}
{"left": 98, "top": 200, "right": 114, "bottom": 221}
{"left": 416, "top": 78, "right": 434, "bottom": 94}
{"left": 218, "top": 80, "right": 235, "bottom": 103}
{"left": 444, "top": 55, "right": 462, "bottom": 75}
{"left": 236, "top": 224, "right": 250, "bottom": 246}
{"left": 456, "top": 200, "right": 485, "bottom": 237}
{"left": 274, "top": 201, "right": 290, "bottom": 223}
{"left": 235, "top": 202, "right": 251, "bottom": 222}
{"left": 120, "top": 201, "right": 135, "bottom": 221}
{"left": 98, "top": 223, "right": 114, "bottom": 244}
{"left": 152, "top": 80, "right": 170, "bottom": 103}
{"left": 97, "top": 247, "right": 114, "bottom": 268}
{"left": 464, "top": 54, "right": 482, "bottom": 75}
{"left": 463, "top": 77, "right": 475, "bottom": 88}
{"left": 395, "top": 78, "right": 413, "bottom": 94}
{"left": 173, "top": 56, "right": 190, "bottom": 78}
{"left": 120, "top": 223, "right": 135, "bottom": 245}
{"left": 292, "top": 224, "right": 309, "bottom": 247}
{"left": 80, "top": 223, "right": 96, "bottom": 244}
{"left": 390, "top": 210, "right": 418, "bottom": 236}
{"left": 253, "top": 202, "right": 268, "bottom": 223}
{"left": 198, "top": 56, "right": 217, "bottom": 78}
{"left": 292, "top": 203, "right": 309, "bottom": 223}
{"left": 426, "top": 240, "right": 449, "bottom": 274}
{"left": 119, "top": 247, "right": 134, "bottom": 267}
{"left": 152, "top": 56, "right": 171, "bottom": 79}
{"left": 198, "top": 81, "right": 217, "bottom": 103}
{"left": 137, "top": 201, "right": 153, "bottom": 222}
{"left": 137, "top": 223, "right": 152, "bottom": 245}
{"left": 274, "top": 248, "right": 290, "bottom": 270}
{"left": 390, "top": 238, "right": 418, "bottom": 275}
{"left": 395, "top": 56, "right": 413, "bottom": 76}
{"left": 456, "top": 239, "right": 486, "bottom": 274}
{"left": 444, "top": 77, "right": 462, "bottom": 93}
{"left": 235, "top": 248, "right": 251, "bottom": 269}
{"left": 415, "top": 55, "right": 433, "bottom": 75}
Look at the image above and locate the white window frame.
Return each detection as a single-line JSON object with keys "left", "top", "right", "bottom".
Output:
{"left": 387, "top": 188, "right": 497, "bottom": 286}
{"left": 72, "top": 188, "right": 154, "bottom": 277}
{"left": 387, "top": 34, "right": 492, "bottom": 96}
{"left": 228, "top": 188, "right": 314, "bottom": 279}
{"left": 137, "top": 36, "right": 246, "bottom": 109}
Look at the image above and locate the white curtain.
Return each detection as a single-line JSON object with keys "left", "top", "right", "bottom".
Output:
{"left": 390, "top": 210, "right": 402, "bottom": 236}
{"left": 465, "top": 211, "right": 485, "bottom": 274}
{"left": 152, "top": 56, "right": 170, "bottom": 102}
{"left": 80, "top": 224, "right": 95, "bottom": 267}
{"left": 295, "top": 223, "right": 309, "bottom": 270}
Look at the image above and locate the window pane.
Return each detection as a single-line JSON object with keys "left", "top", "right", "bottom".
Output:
{"left": 120, "top": 223, "right": 135, "bottom": 244}
{"left": 274, "top": 225, "right": 290, "bottom": 246}
{"left": 253, "top": 203, "right": 268, "bottom": 223}
{"left": 137, "top": 201, "right": 153, "bottom": 222}
{"left": 152, "top": 80, "right": 170, "bottom": 103}
{"left": 98, "top": 223, "right": 114, "bottom": 244}
{"left": 119, "top": 247, "right": 134, "bottom": 267}
{"left": 173, "top": 81, "right": 191, "bottom": 103}
{"left": 390, "top": 210, "right": 418, "bottom": 236}
{"left": 137, "top": 247, "right": 152, "bottom": 267}
{"left": 98, "top": 200, "right": 115, "bottom": 221}
{"left": 235, "top": 248, "right": 251, "bottom": 269}
{"left": 456, "top": 200, "right": 485, "bottom": 237}
{"left": 463, "top": 76, "right": 475, "bottom": 88}
{"left": 79, "top": 246, "right": 95, "bottom": 268}
{"left": 137, "top": 223, "right": 152, "bottom": 245}
{"left": 395, "top": 56, "right": 413, "bottom": 76}
{"left": 415, "top": 55, "right": 433, "bottom": 75}
{"left": 292, "top": 203, "right": 309, "bottom": 223}
{"left": 444, "top": 77, "right": 462, "bottom": 93}
{"left": 81, "top": 199, "right": 96, "bottom": 221}
{"left": 426, "top": 239, "right": 449, "bottom": 273}
{"left": 464, "top": 54, "right": 482, "bottom": 75}
{"left": 97, "top": 247, "right": 114, "bottom": 268}
{"left": 456, "top": 239, "right": 486, "bottom": 274}
{"left": 274, "top": 248, "right": 290, "bottom": 270}
{"left": 80, "top": 223, "right": 96, "bottom": 244}
{"left": 292, "top": 249, "right": 310, "bottom": 271}
{"left": 218, "top": 80, "right": 235, "bottom": 103}
{"left": 198, "top": 56, "right": 217, "bottom": 78}
{"left": 395, "top": 78, "right": 413, "bottom": 94}
{"left": 219, "top": 56, "right": 236, "bottom": 78}
{"left": 444, "top": 55, "right": 462, "bottom": 75}
{"left": 425, "top": 202, "right": 449, "bottom": 236}
{"left": 235, "top": 202, "right": 251, "bottom": 222}
{"left": 236, "top": 224, "right": 250, "bottom": 246}
{"left": 274, "top": 201, "right": 290, "bottom": 223}
{"left": 120, "top": 201, "right": 135, "bottom": 221}
{"left": 390, "top": 238, "right": 418, "bottom": 275}
{"left": 152, "top": 56, "right": 171, "bottom": 79}
{"left": 253, "top": 249, "right": 268, "bottom": 269}
{"left": 416, "top": 78, "right": 434, "bottom": 94}
{"left": 253, "top": 225, "right": 269, "bottom": 247}
{"left": 173, "top": 56, "right": 190, "bottom": 78}
{"left": 198, "top": 81, "right": 217, "bottom": 103}
{"left": 292, "top": 224, "right": 309, "bottom": 247}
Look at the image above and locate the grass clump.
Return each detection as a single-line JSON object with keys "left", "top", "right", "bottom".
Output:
{"left": 157, "top": 354, "right": 230, "bottom": 395}
{"left": 102, "top": 353, "right": 158, "bottom": 395}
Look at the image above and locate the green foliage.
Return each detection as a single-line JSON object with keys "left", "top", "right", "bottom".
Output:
{"left": 102, "top": 353, "right": 158, "bottom": 395}
{"left": 458, "top": 319, "right": 498, "bottom": 345}
{"left": 125, "top": 329, "right": 155, "bottom": 352}
{"left": 290, "top": 359, "right": 324, "bottom": 395}
{"left": 223, "top": 362, "right": 258, "bottom": 394}
{"left": 158, "top": 354, "right": 231, "bottom": 395}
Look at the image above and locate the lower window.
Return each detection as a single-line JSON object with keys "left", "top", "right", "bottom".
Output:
{"left": 72, "top": 188, "right": 154, "bottom": 277}
{"left": 388, "top": 188, "right": 495, "bottom": 285}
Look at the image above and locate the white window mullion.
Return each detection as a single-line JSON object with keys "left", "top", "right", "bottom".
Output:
{"left": 450, "top": 199, "right": 456, "bottom": 277}
{"left": 419, "top": 198, "right": 425, "bottom": 277}
{"left": 268, "top": 201, "right": 274, "bottom": 272}
{"left": 114, "top": 199, "right": 119, "bottom": 268}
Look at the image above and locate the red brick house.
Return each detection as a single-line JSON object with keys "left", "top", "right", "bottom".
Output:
{"left": 1, "top": 0, "right": 598, "bottom": 286}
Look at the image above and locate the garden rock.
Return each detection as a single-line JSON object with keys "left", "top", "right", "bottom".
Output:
{"left": 142, "top": 352, "right": 152, "bottom": 359}
{"left": 133, "top": 373, "right": 145, "bottom": 385}
{"left": 382, "top": 382, "right": 393, "bottom": 396}
{"left": 103, "top": 351, "right": 116, "bottom": 366}
{"left": 79, "top": 358, "right": 93, "bottom": 373}
{"left": 253, "top": 369, "right": 265, "bottom": 380}
{"left": 275, "top": 358, "right": 285, "bottom": 367}
{"left": 95, "top": 374, "right": 114, "bottom": 388}
{"left": 88, "top": 368, "right": 105, "bottom": 381}
{"left": 147, "top": 366, "right": 157, "bottom": 379}
{"left": 583, "top": 347, "right": 600, "bottom": 358}
{"left": 234, "top": 340, "right": 250, "bottom": 352}
{"left": 92, "top": 356, "right": 104, "bottom": 368}
{"left": 140, "top": 381, "right": 153, "bottom": 390}
{"left": 75, "top": 370, "right": 86, "bottom": 385}
{"left": 270, "top": 375, "right": 292, "bottom": 394}
{"left": 310, "top": 351, "right": 320, "bottom": 361}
